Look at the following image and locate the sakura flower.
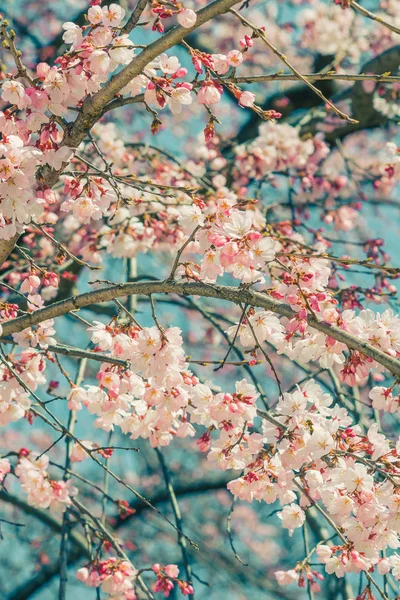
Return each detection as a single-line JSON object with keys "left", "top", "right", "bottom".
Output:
{"left": 67, "top": 387, "right": 88, "bottom": 411}
{"left": 342, "top": 463, "right": 374, "bottom": 493}
{"left": 307, "top": 426, "right": 334, "bottom": 459}
{"left": 212, "top": 54, "right": 230, "bottom": 75}
{"left": 277, "top": 389, "right": 307, "bottom": 417}
{"left": 368, "top": 423, "right": 390, "bottom": 460}
{"left": 159, "top": 54, "right": 181, "bottom": 75}
{"left": 369, "top": 386, "right": 398, "bottom": 413}
{"left": 223, "top": 211, "right": 253, "bottom": 238}
{"left": 239, "top": 91, "right": 256, "bottom": 108}
{"left": 87, "top": 5, "right": 103, "bottom": 24}
{"left": 278, "top": 503, "right": 306, "bottom": 535}
{"left": 227, "top": 50, "right": 243, "bottom": 67}
{"left": 102, "top": 3, "right": 126, "bottom": 27}
{"left": 90, "top": 50, "right": 111, "bottom": 75}
{"left": 70, "top": 441, "right": 96, "bottom": 462}
{"left": 178, "top": 205, "right": 205, "bottom": 232}
{"left": 62, "top": 22, "right": 83, "bottom": 47}
{"left": 109, "top": 36, "right": 135, "bottom": 65}
{"left": 275, "top": 569, "right": 299, "bottom": 585}
{"left": 316, "top": 545, "right": 333, "bottom": 561}
{"left": 42, "top": 69, "right": 68, "bottom": 103}
{"left": 168, "top": 86, "right": 193, "bottom": 114}
{"left": 21, "top": 273, "right": 40, "bottom": 294}
{"left": 200, "top": 249, "right": 224, "bottom": 281}
{"left": 197, "top": 82, "right": 222, "bottom": 105}
{"left": 390, "top": 554, "right": 400, "bottom": 579}
{"left": 1, "top": 80, "right": 26, "bottom": 107}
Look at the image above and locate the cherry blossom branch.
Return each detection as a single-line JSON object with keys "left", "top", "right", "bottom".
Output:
{"left": 0, "top": 18, "right": 34, "bottom": 85}
{"left": 71, "top": 497, "right": 155, "bottom": 600}
{"left": 3, "top": 279, "right": 400, "bottom": 376}
{"left": 0, "top": 0, "right": 242, "bottom": 270}
{"left": 226, "top": 73, "right": 400, "bottom": 83}
{"left": 0, "top": 349, "right": 197, "bottom": 552}
{"left": 229, "top": 9, "right": 358, "bottom": 124}
{"left": 278, "top": 251, "right": 400, "bottom": 275}
{"left": 296, "top": 479, "right": 389, "bottom": 600}
{"left": 64, "top": 0, "right": 243, "bottom": 146}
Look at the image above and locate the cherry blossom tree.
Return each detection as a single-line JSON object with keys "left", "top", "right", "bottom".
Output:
{"left": 0, "top": 0, "right": 400, "bottom": 598}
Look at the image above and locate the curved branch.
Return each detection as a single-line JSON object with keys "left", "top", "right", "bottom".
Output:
{"left": 2, "top": 279, "right": 400, "bottom": 376}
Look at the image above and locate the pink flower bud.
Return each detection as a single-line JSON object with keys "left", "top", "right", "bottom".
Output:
{"left": 36, "top": 63, "right": 50, "bottom": 79}
{"left": 177, "top": 9, "right": 197, "bottom": 28}
{"left": 175, "top": 67, "right": 188, "bottom": 78}
{"left": 198, "top": 83, "right": 222, "bottom": 105}
{"left": 239, "top": 91, "right": 256, "bottom": 107}
{"left": 76, "top": 568, "right": 89, "bottom": 582}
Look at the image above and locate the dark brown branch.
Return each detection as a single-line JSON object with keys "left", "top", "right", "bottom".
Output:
{"left": 121, "top": 0, "right": 149, "bottom": 34}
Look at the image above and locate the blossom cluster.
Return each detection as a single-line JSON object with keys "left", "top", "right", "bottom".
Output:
{"left": 222, "top": 380, "right": 400, "bottom": 587}
{"left": 227, "top": 302, "right": 400, "bottom": 387}
{"left": 76, "top": 560, "right": 194, "bottom": 599}
{"left": 77, "top": 559, "right": 138, "bottom": 600}
{"left": 15, "top": 450, "right": 77, "bottom": 510}
{"left": 234, "top": 121, "right": 329, "bottom": 186}
{"left": 0, "top": 349, "right": 45, "bottom": 426}
{"left": 0, "top": 116, "right": 44, "bottom": 239}
{"left": 68, "top": 322, "right": 194, "bottom": 446}
{"left": 152, "top": 563, "right": 194, "bottom": 597}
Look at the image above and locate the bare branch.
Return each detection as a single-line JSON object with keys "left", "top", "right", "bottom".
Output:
{"left": 350, "top": 0, "right": 400, "bottom": 36}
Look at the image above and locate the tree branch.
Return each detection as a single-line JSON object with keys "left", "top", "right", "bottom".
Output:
{"left": 2, "top": 279, "right": 400, "bottom": 376}
{"left": 121, "top": 0, "right": 148, "bottom": 35}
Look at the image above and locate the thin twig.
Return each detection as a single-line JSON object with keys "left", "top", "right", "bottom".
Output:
{"left": 350, "top": 0, "right": 400, "bottom": 35}
{"left": 229, "top": 9, "right": 358, "bottom": 124}
{"left": 155, "top": 449, "right": 194, "bottom": 598}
